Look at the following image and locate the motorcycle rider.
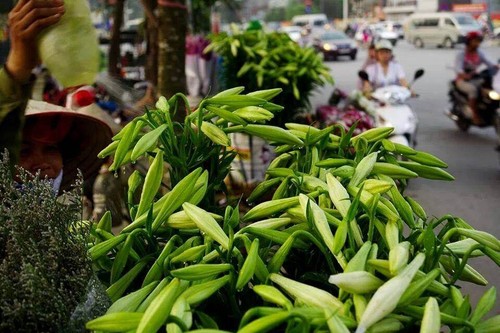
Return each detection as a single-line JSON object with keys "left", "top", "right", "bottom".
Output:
{"left": 454, "top": 31, "right": 497, "bottom": 125}
{"left": 360, "top": 42, "right": 377, "bottom": 71}
{"left": 362, "top": 40, "right": 410, "bottom": 95}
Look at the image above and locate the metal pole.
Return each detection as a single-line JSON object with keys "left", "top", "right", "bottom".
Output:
{"left": 343, "top": 0, "right": 348, "bottom": 24}
{"left": 487, "top": 0, "right": 493, "bottom": 32}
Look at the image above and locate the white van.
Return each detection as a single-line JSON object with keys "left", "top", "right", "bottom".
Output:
{"left": 292, "top": 14, "right": 329, "bottom": 33}
{"left": 404, "top": 12, "right": 481, "bottom": 48}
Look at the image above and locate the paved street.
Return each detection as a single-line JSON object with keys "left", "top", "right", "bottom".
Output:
{"left": 311, "top": 40, "right": 499, "bottom": 306}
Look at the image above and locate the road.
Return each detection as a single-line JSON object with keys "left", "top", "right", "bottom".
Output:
{"left": 310, "top": 40, "right": 499, "bottom": 307}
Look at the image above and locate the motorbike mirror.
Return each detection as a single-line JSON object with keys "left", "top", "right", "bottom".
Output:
{"left": 414, "top": 69, "right": 424, "bottom": 81}
{"left": 358, "top": 70, "right": 369, "bottom": 81}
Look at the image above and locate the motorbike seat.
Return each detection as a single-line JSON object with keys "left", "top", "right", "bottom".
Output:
{"left": 449, "top": 81, "right": 469, "bottom": 99}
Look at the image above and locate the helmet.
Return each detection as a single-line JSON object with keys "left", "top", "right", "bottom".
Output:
{"left": 375, "top": 39, "right": 393, "bottom": 51}
{"left": 465, "top": 31, "right": 483, "bottom": 44}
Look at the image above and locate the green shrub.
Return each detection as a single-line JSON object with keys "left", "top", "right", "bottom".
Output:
{"left": 0, "top": 152, "right": 104, "bottom": 333}
{"left": 206, "top": 26, "right": 333, "bottom": 127}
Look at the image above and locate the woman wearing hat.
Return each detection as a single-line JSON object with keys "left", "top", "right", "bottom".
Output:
{"left": 362, "top": 39, "right": 410, "bottom": 95}
{"left": 1, "top": 0, "right": 112, "bottom": 194}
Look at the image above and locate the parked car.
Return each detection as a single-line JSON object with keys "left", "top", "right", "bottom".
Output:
{"left": 313, "top": 31, "right": 358, "bottom": 61}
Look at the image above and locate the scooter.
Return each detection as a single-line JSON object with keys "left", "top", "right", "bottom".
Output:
{"left": 358, "top": 69, "right": 424, "bottom": 147}
{"left": 447, "top": 64, "right": 500, "bottom": 133}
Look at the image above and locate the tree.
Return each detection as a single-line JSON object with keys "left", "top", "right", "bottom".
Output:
{"left": 108, "top": 0, "right": 125, "bottom": 77}
{"left": 265, "top": 7, "right": 286, "bottom": 22}
{"left": 285, "top": 2, "right": 321, "bottom": 20}
{"left": 138, "top": 0, "right": 241, "bottom": 110}
{"left": 190, "top": 1, "right": 212, "bottom": 34}
{"left": 142, "top": 0, "right": 158, "bottom": 85}
{"left": 193, "top": 0, "right": 242, "bottom": 33}
{"left": 150, "top": 0, "right": 239, "bottom": 100}
{"left": 157, "top": 1, "right": 188, "bottom": 100}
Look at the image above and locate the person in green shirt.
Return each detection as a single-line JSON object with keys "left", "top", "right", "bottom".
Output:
{"left": 1, "top": 0, "right": 112, "bottom": 196}
{"left": 0, "top": 0, "right": 65, "bottom": 165}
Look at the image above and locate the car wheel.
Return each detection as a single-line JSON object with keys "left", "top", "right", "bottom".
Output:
{"left": 414, "top": 38, "right": 424, "bottom": 48}
{"left": 443, "top": 37, "right": 454, "bottom": 49}
{"left": 391, "top": 39, "right": 397, "bottom": 46}
{"left": 350, "top": 53, "right": 356, "bottom": 60}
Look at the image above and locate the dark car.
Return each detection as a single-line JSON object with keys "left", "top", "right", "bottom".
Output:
{"left": 312, "top": 31, "right": 358, "bottom": 61}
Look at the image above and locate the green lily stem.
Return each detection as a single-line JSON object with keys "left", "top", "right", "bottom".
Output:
{"left": 239, "top": 307, "right": 283, "bottom": 329}
{"left": 434, "top": 227, "right": 459, "bottom": 268}
{"left": 228, "top": 270, "right": 243, "bottom": 319}
{"left": 449, "top": 243, "right": 485, "bottom": 285}
{"left": 400, "top": 305, "right": 474, "bottom": 328}
{"left": 166, "top": 315, "right": 189, "bottom": 331}
{"left": 293, "top": 230, "right": 336, "bottom": 273}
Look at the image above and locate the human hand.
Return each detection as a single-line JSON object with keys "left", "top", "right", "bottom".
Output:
{"left": 5, "top": 0, "right": 65, "bottom": 83}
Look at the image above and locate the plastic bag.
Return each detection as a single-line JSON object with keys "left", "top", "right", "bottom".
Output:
{"left": 65, "top": 275, "right": 112, "bottom": 333}
{"left": 37, "top": 0, "right": 99, "bottom": 87}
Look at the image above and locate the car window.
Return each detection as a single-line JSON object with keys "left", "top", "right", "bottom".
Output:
{"left": 424, "top": 18, "right": 439, "bottom": 27}
{"left": 456, "top": 15, "right": 476, "bottom": 26}
{"left": 444, "top": 18, "right": 455, "bottom": 27}
{"left": 321, "top": 32, "right": 348, "bottom": 40}
{"left": 313, "top": 20, "right": 326, "bottom": 27}
{"left": 414, "top": 18, "right": 439, "bottom": 27}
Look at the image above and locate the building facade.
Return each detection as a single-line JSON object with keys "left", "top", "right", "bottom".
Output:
{"left": 384, "top": 0, "right": 499, "bottom": 22}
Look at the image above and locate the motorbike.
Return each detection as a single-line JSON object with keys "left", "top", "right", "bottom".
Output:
{"left": 447, "top": 63, "right": 500, "bottom": 134}
{"left": 94, "top": 73, "right": 155, "bottom": 122}
{"left": 357, "top": 69, "right": 425, "bottom": 147}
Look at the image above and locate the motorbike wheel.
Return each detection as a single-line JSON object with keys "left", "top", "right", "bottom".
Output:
{"left": 456, "top": 118, "right": 470, "bottom": 132}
